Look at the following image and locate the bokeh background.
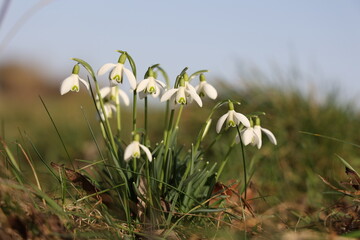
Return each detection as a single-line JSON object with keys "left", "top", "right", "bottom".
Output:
{"left": 1, "top": 0, "right": 360, "bottom": 216}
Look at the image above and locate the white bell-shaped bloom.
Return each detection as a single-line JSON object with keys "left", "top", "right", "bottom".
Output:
{"left": 98, "top": 102, "right": 116, "bottom": 120}
{"left": 60, "top": 64, "right": 89, "bottom": 95}
{"left": 98, "top": 86, "right": 130, "bottom": 106}
{"left": 160, "top": 78, "right": 202, "bottom": 107}
{"left": 195, "top": 74, "right": 218, "bottom": 100}
{"left": 216, "top": 109, "right": 250, "bottom": 133}
{"left": 97, "top": 54, "right": 137, "bottom": 90}
{"left": 124, "top": 136, "right": 152, "bottom": 162}
{"left": 237, "top": 123, "right": 277, "bottom": 149}
{"left": 137, "top": 76, "right": 166, "bottom": 99}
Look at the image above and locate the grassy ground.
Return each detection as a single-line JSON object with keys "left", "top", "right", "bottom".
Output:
{"left": 1, "top": 76, "right": 360, "bottom": 239}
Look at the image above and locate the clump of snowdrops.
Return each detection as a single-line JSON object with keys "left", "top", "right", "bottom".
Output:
{"left": 60, "top": 50, "right": 277, "bottom": 236}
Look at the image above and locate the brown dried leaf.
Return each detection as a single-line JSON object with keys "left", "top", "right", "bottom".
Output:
{"left": 51, "top": 162, "right": 113, "bottom": 206}
{"left": 345, "top": 167, "right": 360, "bottom": 190}
{"left": 318, "top": 175, "right": 360, "bottom": 196}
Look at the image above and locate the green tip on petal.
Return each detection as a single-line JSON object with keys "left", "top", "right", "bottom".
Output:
{"left": 118, "top": 53, "right": 127, "bottom": 64}
{"left": 72, "top": 64, "right": 80, "bottom": 74}
{"left": 71, "top": 85, "right": 79, "bottom": 92}
{"left": 200, "top": 74, "right": 206, "bottom": 82}
{"left": 113, "top": 75, "right": 122, "bottom": 83}
{"left": 227, "top": 120, "right": 236, "bottom": 128}
{"left": 149, "top": 86, "right": 156, "bottom": 93}
{"left": 178, "top": 97, "right": 186, "bottom": 104}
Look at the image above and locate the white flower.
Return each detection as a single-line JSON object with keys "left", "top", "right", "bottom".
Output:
{"left": 124, "top": 137, "right": 152, "bottom": 162}
{"left": 98, "top": 101, "right": 116, "bottom": 120}
{"left": 98, "top": 86, "right": 130, "bottom": 106}
{"left": 137, "top": 76, "right": 166, "bottom": 99}
{"left": 195, "top": 74, "right": 217, "bottom": 100}
{"left": 237, "top": 125, "right": 277, "bottom": 149}
{"left": 98, "top": 62, "right": 137, "bottom": 90}
{"left": 160, "top": 84, "right": 202, "bottom": 107}
{"left": 60, "top": 64, "right": 89, "bottom": 95}
{"left": 216, "top": 110, "right": 250, "bottom": 133}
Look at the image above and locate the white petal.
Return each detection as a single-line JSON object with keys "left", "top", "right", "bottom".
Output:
{"left": 124, "top": 142, "right": 137, "bottom": 162}
{"left": 242, "top": 128, "right": 254, "bottom": 146}
{"left": 110, "top": 64, "right": 123, "bottom": 80}
{"left": 138, "top": 91, "right": 147, "bottom": 99}
{"left": 254, "top": 126, "right": 262, "bottom": 149}
{"left": 160, "top": 88, "right": 178, "bottom": 102}
{"left": 152, "top": 87, "right": 161, "bottom": 98}
{"left": 118, "top": 88, "right": 130, "bottom": 106}
{"left": 140, "top": 144, "right": 152, "bottom": 162}
{"left": 97, "top": 63, "right": 116, "bottom": 76}
{"left": 97, "top": 87, "right": 111, "bottom": 99}
{"left": 155, "top": 79, "right": 166, "bottom": 88}
{"left": 136, "top": 79, "right": 150, "bottom": 93}
{"left": 78, "top": 77, "right": 90, "bottom": 91}
{"left": 60, "top": 75, "right": 77, "bottom": 95}
{"left": 233, "top": 112, "right": 250, "bottom": 128}
{"left": 261, "top": 127, "right": 277, "bottom": 145}
{"left": 123, "top": 67, "right": 137, "bottom": 90}
{"left": 216, "top": 112, "right": 229, "bottom": 133}
{"left": 203, "top": 83, "right": 218, "bottom": 99}
{"left": 186, "top": 87, "right": 203, "bottom": 107}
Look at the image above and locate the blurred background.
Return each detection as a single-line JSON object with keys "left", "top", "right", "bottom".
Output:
{"left": 1, "top": 0, "right": 360, "bottom": 210}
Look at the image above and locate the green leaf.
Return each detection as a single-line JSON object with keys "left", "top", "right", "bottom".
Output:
{"left": 189, "top": 69, "right": 209, "bottom": 80}
{"left": 336, "top": 154, "right": 360, "bottom": 177}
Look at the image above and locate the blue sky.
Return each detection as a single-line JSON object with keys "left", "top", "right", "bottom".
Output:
{"left": 0, "top": 0, "right": 359, "bottom": 99}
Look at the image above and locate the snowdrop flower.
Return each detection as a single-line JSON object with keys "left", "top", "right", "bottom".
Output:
{"left": 137, "top": 67, "right": 166, "bottom": 99}
{"left": 97, "top": 53, "right": 137, "bottom": 90}
{"left": 195, "top": 74, "right": 218, "bottom": 100}
{"left": 60, "top": 64, "right": 89, "bottom": 95}
{"left": 98, "top": 86, "right": 130, "bottom": 106}
{"left": 160, "top": 78, "right": 202, "bottom": 107}
{"left": 124, "top": 134, "right": 152, "bottom": 162}
{"left": 216, "top": 101, "right": 250, "bottom": 133}
{"left": 237, "top": 117, "right": 277, "bottom": 149}
{"left": 97, "top": 101, "right": 116, "bottom": 120}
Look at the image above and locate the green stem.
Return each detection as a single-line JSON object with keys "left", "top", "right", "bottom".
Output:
{"left": 116, "top": 87, "right": 121, "bottom": 137}
{"left": 236, "top": 125, "right": 247, "bottom": 200}
{"left": 144, "top": 96, "right": 149, "bottom": 145}
{"left": 174, "top": 105, "right": 184, "bottom": 129}
{"left": 132, "top": 90, "right": 137, "bottom": 132}
{"left": 216, "top": 139, "right": 236, "bottom": 181}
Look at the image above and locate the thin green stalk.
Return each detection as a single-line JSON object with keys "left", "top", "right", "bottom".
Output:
{"left": 132, "top": 91, "right": 137, "bottom": 133}
{"left": 174, "top": 105, "right": 184, "bottom": 129}
{"left": 115, "top": 86, "right": 122, "bottom": 137}
{"left": 144, "top": 96, "right": 149, "bottom": 145}
{"left": 216, "top": 139, "right": 236, "bottom": 181}
{"left": 39, "top": 96, "right": 74, "bottom": 169}
{"left": 236, "top": 125, "right": 247, "bottom": 200}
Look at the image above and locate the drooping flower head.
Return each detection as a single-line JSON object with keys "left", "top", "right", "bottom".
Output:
{"left": 97, "top": 52, "right": 137, "bottom": 90}
{"left": 98, "top": 86, "right": 130, "bottom": 106}
{"left": 60, "top": 64, "right": 89, "bottom": 95}
{"left": 160, "top": 76, "right": 202, "bottom": 107}
{"left": 195, "top": 74, "right": 218, "bottom": 100}
{"left": 216, "top": 101, "right": 250, "bottom": 133}
{"left": 137, "top": 67, "right": 166, "bottom": 99}
{"left": 237, "top": 116, "right": 277, "bottom": 149}
{"left": 124, "top": 134, "right": 152, "bottom": 162}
